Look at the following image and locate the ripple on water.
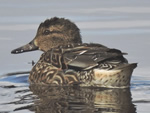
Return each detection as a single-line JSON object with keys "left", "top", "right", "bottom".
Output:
{"left": 131, "top": 76, "right": 150, "bottom": 106}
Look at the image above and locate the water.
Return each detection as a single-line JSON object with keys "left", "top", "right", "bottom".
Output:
{"left": 0, "top": 0, "right": 150, "bottom": 112}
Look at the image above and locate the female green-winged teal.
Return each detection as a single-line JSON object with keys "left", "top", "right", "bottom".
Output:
{"left": 11, "top": 17, "right": 137, "bottom": 88}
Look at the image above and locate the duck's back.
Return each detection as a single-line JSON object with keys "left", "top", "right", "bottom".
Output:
{"left": 41, "top": 43, "right": 127, "bottom": 70}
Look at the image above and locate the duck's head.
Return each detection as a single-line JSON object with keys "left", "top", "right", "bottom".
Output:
{"left": 11, "top": 17, "right": 82, "bottom": 54}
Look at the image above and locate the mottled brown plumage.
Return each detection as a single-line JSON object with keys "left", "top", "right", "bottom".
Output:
{"left": 11, "top": 17, "right": 137, "bottom": 88}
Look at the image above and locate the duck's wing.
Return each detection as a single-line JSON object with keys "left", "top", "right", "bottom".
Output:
{"left": 63, "top": 43, "right": 127, "bottom": 70}
{"left": 40, "top": 43, "right": 127, "bottom": 71}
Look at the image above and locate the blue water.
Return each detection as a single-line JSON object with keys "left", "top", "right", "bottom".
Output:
{"left": 0, "top": 0, "right": 150, "bottom": 113}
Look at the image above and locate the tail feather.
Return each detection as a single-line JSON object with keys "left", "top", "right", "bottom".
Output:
{"left": 115, "top": 63, "right": 137, "bottom": 70}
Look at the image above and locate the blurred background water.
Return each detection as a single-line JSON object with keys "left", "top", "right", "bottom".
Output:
{"left": 0, "top": 0, "right": 150, "bottom": 113}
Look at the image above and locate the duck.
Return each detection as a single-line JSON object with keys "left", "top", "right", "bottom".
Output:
{"left": 11, "top": 17, "right": 137, "bottom": 88}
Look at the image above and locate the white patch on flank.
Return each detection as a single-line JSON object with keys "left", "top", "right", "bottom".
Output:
{"left": 93, "top": 69, "right": 121, "bottom": 76}
{"left": 93, "top": 69, "right": 121, "bottom": 85}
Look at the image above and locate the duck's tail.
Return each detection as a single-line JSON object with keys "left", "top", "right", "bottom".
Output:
{"left": 92, "top": 63, "right": 137, "bottom": 88}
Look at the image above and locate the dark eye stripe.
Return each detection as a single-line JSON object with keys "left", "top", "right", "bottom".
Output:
{"left": 50, "top": 31, "right": 62, "bottom": 34}
{"left": 43, "top": 30, "right": 62, "bottom": 35}
{"left": 43, "top": 30, "right": 50, "bottom": 35}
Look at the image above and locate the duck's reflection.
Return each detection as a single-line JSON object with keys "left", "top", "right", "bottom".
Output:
{"left": 27, "top": 84, "right": 136, "bottom": 113}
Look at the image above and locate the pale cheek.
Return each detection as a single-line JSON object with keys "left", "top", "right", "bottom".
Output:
{"left": 34, "top": 39, "right": 38, "bottom": 47}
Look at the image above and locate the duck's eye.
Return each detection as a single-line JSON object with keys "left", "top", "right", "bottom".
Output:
{"left": 43, "top": 30, "right": 50, "bottom": 35}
